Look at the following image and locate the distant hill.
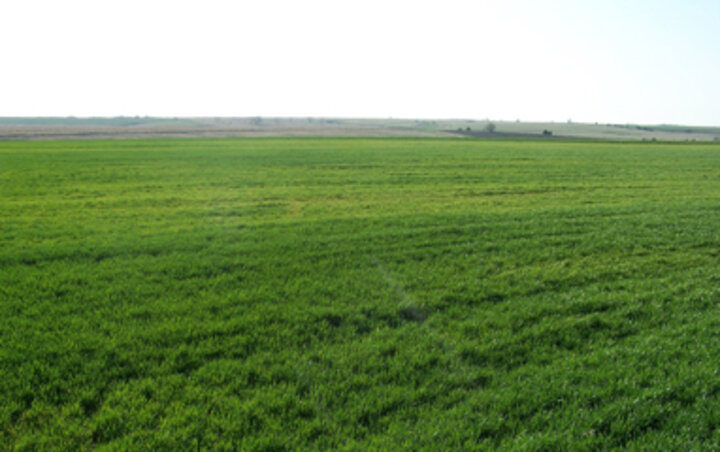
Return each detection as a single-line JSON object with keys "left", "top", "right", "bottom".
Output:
{"left": 0, "top": 117, "right": 200, "bottom": 127}
{"left": 0, "top": 117, "right": 718, "bottom": 141}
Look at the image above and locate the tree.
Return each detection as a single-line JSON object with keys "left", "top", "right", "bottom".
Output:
{"left": 485, "top": 122, "right": 496, "bottom": 133}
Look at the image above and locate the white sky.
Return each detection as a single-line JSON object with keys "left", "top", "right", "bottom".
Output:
{"left": 1, "top": 0, "right": 718, "bottom": 125}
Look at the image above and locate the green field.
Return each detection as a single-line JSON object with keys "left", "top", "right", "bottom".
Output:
{"left": 2, "top": 137, "right": 720, "bottom": 450}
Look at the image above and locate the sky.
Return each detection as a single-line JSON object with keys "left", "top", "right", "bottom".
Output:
{"left": 1, "top": 0, "right": 719, "bottom": 125}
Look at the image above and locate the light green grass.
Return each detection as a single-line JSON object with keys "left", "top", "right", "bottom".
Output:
{"left": 1, "top": 138, "right": 720, "bottom": 450}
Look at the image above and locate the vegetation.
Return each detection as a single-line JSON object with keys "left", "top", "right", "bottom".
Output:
{"left": 2, "top": 137, "right": 720, "bottom": 449}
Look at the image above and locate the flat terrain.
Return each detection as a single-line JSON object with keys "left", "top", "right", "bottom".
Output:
{"left": 1, "top": 117, "right": 719, "bottom": 141}
{"left": 2, "top": 138, "right": 720, "bottom": 449}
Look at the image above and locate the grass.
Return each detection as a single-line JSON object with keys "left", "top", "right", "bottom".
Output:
{"left": 1, "top": 137, "right": 720, "bottom": 450}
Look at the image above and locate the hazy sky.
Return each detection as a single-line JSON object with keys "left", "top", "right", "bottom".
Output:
{"left": 2, "top": 0, "right": 718, "bottom": 125}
